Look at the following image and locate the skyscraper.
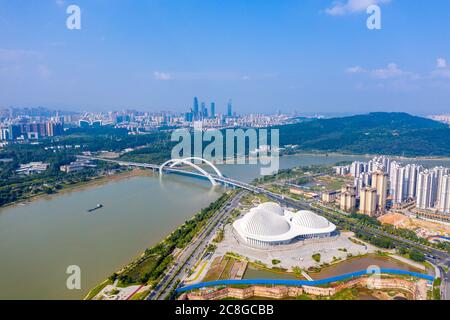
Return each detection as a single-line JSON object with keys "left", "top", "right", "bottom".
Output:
{"left": 359, "top": 187, "right": 377, "bottom": 216}
{"left": 416, "top": 170, "right": 438, "bottom": 209}
{"left": 437, "top": 175, "right": 450, "bottom": 213}
{"left": 434, "top": 167, "right": 449, "bottom": 207}
{"left": 371, "top": 171, "right": 388, "bottom": 211}
{"left": 193, "top": 97, "right": 199, "bottom": 119}
{"left": 362, "top": 172, "right": 372, "bottom": 187}
{"left": 406, "top": 164, "right": 422, "bottom": 199}
{"left": 390, "top": 162, "right": 422, "bottom": 207}
{"left": 372, "top": 156, "right": 390, "bottom": 173}
{"left": 184, "top": 110, "right": 193, "bottom": 122}
{"left": 210, "top": 102, "right": 216, "bottom": 118}
{"left": 200, "top": 102, "right": 206, "bottom": 119}
{"left": 340, "top": 185, "right": 356, "bottom": 212}
{"left": 227, "top": 99, "right": 233, "bottom": 117}
{"left": 350, "top": 161, "right": 364, "bottom": 178}
{"left": 390, "top": 163, "right": 405, "bottom": 205}
{"left": 354, "top": 177, "right": 363, "bottom": 197}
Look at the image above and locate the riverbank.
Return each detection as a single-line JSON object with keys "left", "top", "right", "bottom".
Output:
{"left": 0, "top": 168, "right": 153, "bottom": 212}
{"left": 5, "top": 150, "right": 448, "bottom": 212}
{"left": 85, "top": 191, "right": 234, "bottom": 300}
{"left": 290, "top": 151, "right": 450, "bottom": 163}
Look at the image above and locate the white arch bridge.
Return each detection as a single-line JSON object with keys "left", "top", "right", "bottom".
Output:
{"left": 76, "top": 155, "right": 270, "bottom": 194}
{"left": 159, "top": 157, "right": 223, "bottom": 186}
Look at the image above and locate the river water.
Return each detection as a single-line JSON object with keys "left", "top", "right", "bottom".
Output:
{"left": 0, "top": 154, "right": 447, "bottom": 299}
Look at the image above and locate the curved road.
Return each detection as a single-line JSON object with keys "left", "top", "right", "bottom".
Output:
{"left": 80, "top": 155, "right": 450, "bottom": 300}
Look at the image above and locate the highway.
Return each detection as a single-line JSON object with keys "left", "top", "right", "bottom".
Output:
{"left": 147, "top": 190, "right": 245, "bottom": 300}
{"left": 439, "top": 261, "right": 450, "bottom": 300}
{"left": 82, "top": 155, "right": 450, "bottom": 300}
{"left": 273, "top": 194, "right": 450, "bottom": 300}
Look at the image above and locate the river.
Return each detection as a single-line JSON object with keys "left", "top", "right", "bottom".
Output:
{"left": 0, "top": 153, "right": 448, "bottom": 299}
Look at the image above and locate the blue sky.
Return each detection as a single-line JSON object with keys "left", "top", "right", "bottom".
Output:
{"left": 1, "top": 0, "right": 450, "bottom": 115}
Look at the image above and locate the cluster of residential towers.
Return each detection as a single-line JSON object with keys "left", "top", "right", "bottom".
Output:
{"left": 335, "top": 156, "right": 450, "bottom": 216}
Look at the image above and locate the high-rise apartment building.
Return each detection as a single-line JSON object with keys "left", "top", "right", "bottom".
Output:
{"left": 406, "top": 164, "right": 422, "bottom": 199}
{"left": 437, "top": 175, "right": 450, "bottom": 213}
{"left": 390, "top": 162, "right": 423, "bottom": 207}
{"left": 359, "top": 187, "right": 377, "bottom": 216}
{"left": 390, "top": 162, "right": 404, "bottom": 204}
{"left": 350, "top": 162, "right": 365, "bottom": 178}
{"left": 371, "top": 171, "right": 388, "bottom": 211}
{"left": 340, "top": 185, "right": 356, "bottom": 212}
{"left": 416, "top": 170, "right": 438, "bottom": 209}
{"left": 434, "top": 167, "right": 449, "bottom": 208}
{"left": 354, "top": 177, "right": 363, "bottom": 197}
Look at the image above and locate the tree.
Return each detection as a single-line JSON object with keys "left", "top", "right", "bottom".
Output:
{"left": 409, "top": 249, "right": 425, "bottom": 262}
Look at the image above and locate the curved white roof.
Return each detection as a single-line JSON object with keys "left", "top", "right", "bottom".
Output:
{"left": 242, "top": 207, "right": 290, "bottom": 237}
{"left": 291, "top": 210, "right": 331, "bottom": 229}
{"left": 258, "top": 202, "right": 285, "bottom": 216}
{"left": 233, "top": 202, "right": 336, "bottom": 244}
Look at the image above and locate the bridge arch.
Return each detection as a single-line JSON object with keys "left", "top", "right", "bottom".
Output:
{"left": 159, "top": 157, "right": 223, "bottom": 186}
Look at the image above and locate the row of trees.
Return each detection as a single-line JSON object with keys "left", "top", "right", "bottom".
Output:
{"left": 116, "top": 192, "right": 232, "bottom": 286}
{"left": 0, "top": 127, "right": 172, "bottom": 207}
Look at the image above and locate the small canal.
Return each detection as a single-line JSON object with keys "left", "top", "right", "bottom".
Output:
{"left": 243, "top": 254, "right": 424, "bottom": 281}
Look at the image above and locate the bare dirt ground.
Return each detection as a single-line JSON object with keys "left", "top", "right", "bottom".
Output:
{"left": 379, "top": 213, "right": 450, "bottom": 236}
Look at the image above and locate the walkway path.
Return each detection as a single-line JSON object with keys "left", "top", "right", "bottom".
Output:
{"left": 176, "top": 268, "right": 435, "bottom": 293}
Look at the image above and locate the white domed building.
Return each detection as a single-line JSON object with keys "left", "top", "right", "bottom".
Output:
{"left": 233, "top": 202, "right": 336, "bottom": 247}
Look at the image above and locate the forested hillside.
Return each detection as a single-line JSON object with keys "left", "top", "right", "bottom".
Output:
{"left": 278, "top": 113, "right": 450, "bottom": 156}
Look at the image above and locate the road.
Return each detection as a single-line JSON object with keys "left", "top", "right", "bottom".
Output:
{"left": 147, "top": 191, "right": 245, "bottom": 300}
{"left": 81, "top": 155, "right": 450, "bottom": 299}
{"left": 275, "top": 194, "right": 447, "bottom": 257}
{"left": 439, "top": 260, "right": 450, "bottom": 300}
{"left": 270, "top": 194, "right": 450, "bottom": 300}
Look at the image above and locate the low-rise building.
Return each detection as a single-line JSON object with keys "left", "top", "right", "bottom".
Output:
{"left": 322, "top": 191, "right": 339, "bottom": 203}
{"left": 60, "top": 159, "right": 97, "bottom": 173}
{"left": 16, "top": 162, "right": 49, "bottom": 175}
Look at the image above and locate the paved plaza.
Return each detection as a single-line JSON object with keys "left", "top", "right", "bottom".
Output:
{"left": 213, "top": 225, "right": 375, "bottom": 271}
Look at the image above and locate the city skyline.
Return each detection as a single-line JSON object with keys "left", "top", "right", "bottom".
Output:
{"left": 2, "top": 0, "right": 450, "bottom": 304}
{"left": 1, "top": 0, "right": 450, "bottom": 114}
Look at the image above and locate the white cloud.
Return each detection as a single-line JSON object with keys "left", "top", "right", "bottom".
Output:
{"left": 436, "top": 58, "right": 447, "bottom": 69}
{"left": 347, "top": 59, "right": 450, "bottom": 90}
{"left": 152, "top": 71, "right": 258, "bottom": 81}
{"left": 346, "top": 66, "right": 366, "bottom": 74}
{"left": 55, "top": 0, "right": 65, "bottom": 7}
{"left": 371, "top": 63, "right": 415, "bottom": 79}
{"left": 346, "top": 62, "right": 415, "bottom": 79}
{"left": 153, "top": 71, "right": 172, "bottom": 81}
{"left": 431, "top": 58, "right": 450, "bottom": 79}
{"left": 326, "top": 0, "right": 391, "bottom": 16}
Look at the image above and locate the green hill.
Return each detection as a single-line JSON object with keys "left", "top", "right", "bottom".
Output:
{"left": 278, "top": 112, "right": 450, "bottom": 157}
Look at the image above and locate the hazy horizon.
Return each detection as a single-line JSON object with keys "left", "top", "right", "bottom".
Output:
{"left": 1, "top": 0, "right": 450, "bottom": 115}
